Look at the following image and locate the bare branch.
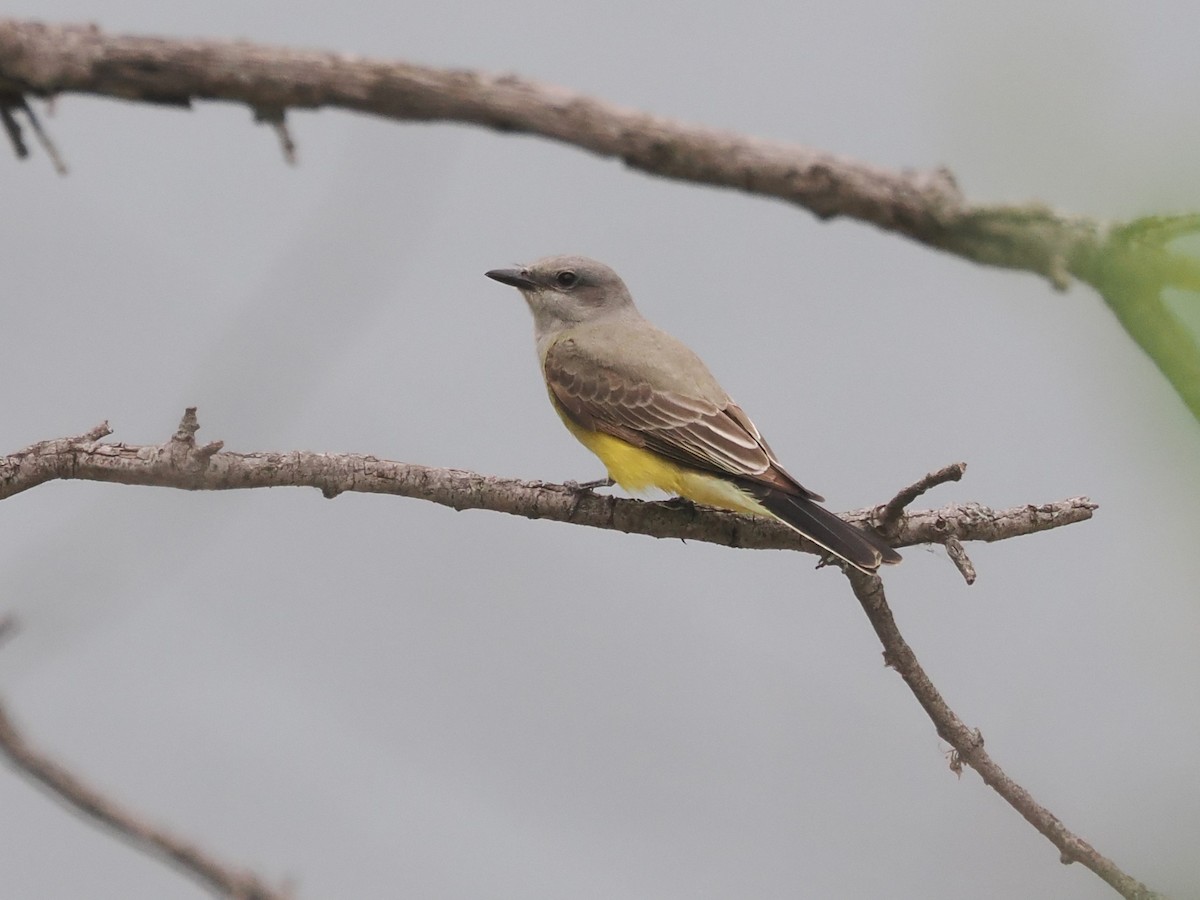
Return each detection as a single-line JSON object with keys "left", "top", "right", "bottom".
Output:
{"left": 253, "top": 105, "right": 296, "bottom": 164}
{"left": 16, "top": 92, "right": 65, "bottom": 172}
{"left": 0, "top": 87, "right": 65, "bottom": 171}
{"left": 0, "top": 694, "right": 288, "bottom": 899}
{"left": 0, "top": 89, "right": 27, "bottom": 158}
{"left": 844, "top": 570, "right": 1163, "bottom": 900}
{"left": 0, "top": 411, "right": 1093, "bottom": 566}
{"left": 0, "top": 20, "right": 1175, "bottom": 895}
{"left": 879, "top": 461, "right": 967, "bottom": 527}
{"left": 943, "top": 536, "right": 976, "bottom": 585}
{"left": 1, "top": 19, "right": 1198, "bottom": 418}
{"left": 0, "top": 21, "right": 1182, "bottom": 282}
{"left": 0, "top": 413, "right": 1123, "bottom": 893}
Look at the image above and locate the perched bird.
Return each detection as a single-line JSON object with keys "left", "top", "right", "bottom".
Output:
{"left": 485, "top": 255, "right": 900, "bottom": 574}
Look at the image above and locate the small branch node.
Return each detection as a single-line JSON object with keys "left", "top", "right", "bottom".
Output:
{"left": 254, "top": 105, "right": 296, "bottom": 165}
{"left": 321, "top": 485, "right": 343, "bottom": 499}
{"left": 196, "top": 440, "right": 224, "bottom": 461}
{"left": 1048, "top": 255, "right": 1072, "bottom": 292}
{"left": 165, "top": 409, "right": 221, "bottom": 473}
{"left": 84, "top": 421, "right": 113, "bottom": 442}
{"left": 272, "top": 119, "right": 296, "bottom": 166}
{"left": 19, "top": 96, "right": 67, "bottom": 174}
{"left": 944, "top": 536, "right": 976, "bottom": 585}
{"left": 880, "top": 462, "right": 967, "bottom": 527}
{"left": 0, "top": 93, "right": 28, "bottom": 159}
{"left": 173, "top": 407, "right": 201, "bottom": 446}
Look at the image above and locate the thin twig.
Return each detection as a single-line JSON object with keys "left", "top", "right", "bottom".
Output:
{"left": 1, "top": 18, "right": 1199, "bottom": 418}
{"left": 0, "top": 91, "right": 27, "bottom": 158}
{"left": 943, "top": 536, "right": 976, "bottom": 585}
{"left": 17, "top": 96, "right": 66, "bottom": 173}
{"left": 880, "top": 462, "right": 967, "bottom": 527}
{"left": 0, "top": 696, "right": 288, "bottom": 899}
{"left": 253, "top": 105, "right": 296, "bottom": 165}
{"left": 844, "top": 570, "right": 1162, "bottom": 900}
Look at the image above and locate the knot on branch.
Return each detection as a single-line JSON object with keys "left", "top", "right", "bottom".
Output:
{"left": 930, "top": 501, "right": 990, "bottom": 536}
{"left": 162, "top": 408, "right": 223, "bottom": 474}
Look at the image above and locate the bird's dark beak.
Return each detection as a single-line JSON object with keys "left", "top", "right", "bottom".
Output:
{"left": 485, "top": 267, "right": 537, "bottom": 290}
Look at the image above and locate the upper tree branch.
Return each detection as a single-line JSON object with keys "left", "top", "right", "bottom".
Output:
{"left": 1, "top": 18, "right": 1198, "bottom": 420}
{"left": 0, "top": 19, "right": 1180, "bottom": 285}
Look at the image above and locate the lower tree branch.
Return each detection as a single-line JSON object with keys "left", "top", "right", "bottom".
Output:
{"left": 0, "top": 687, "right": 287, "bottom": 899}
{"left": 0, "top": 410, "right": 1092, "bottom": 565}
{"left": 1, "top": 410, "right": 1142, "bottom": 896}
{"left": 1, "top": 18, "right": 1198, "bottom": 420}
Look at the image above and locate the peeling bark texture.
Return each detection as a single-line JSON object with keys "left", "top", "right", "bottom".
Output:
{"left": 0, "top": 410, "right": 1093, "bottom": 564}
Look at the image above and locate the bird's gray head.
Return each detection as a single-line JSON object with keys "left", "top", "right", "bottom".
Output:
{"left": 485, "top": 255, "right": 638, "bottom": 341}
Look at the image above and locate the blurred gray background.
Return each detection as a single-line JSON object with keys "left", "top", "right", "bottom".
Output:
{"left": 3, "top": 1, "right": 1199, "bottom": 898}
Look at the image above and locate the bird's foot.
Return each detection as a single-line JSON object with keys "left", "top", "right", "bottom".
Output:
{"left": 659, "top": 496, "right": 698, "bottom": 513}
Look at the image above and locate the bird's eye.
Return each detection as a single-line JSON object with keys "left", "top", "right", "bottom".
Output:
{"left": 555, "top": 270, "right": 578, "bottom": 288}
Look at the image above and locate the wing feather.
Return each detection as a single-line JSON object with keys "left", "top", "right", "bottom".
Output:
{"left": 544, "top": 337, "right": 822, "bottom": 500}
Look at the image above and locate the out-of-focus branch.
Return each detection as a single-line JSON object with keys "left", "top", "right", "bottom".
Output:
{"left": 0, "top": 682, "right": 287, "bottom": 899}
{"left": 0, "top": 18, "right": 1197, "bottom": 418}
{"left": 0, "top": 410, "right": 1093, "bottom": 568}
{"left": 0, "top": 18, "right": 1182, "bottom": 283}
{"left": 844, "top": 571, "right": 1162, "bottom": 900}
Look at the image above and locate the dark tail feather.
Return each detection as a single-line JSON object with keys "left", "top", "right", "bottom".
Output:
{"left": 748, "top": 486, "right": 902, "bottom": 574}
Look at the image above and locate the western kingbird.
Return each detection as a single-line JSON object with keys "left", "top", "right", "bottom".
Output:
{"left": 485, "top": 255, "right": 901, "bottom": 574}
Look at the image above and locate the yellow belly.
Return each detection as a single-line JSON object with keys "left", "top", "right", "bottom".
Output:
{"left": 558, "top": 411, "right": 765, "bottom": 517}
